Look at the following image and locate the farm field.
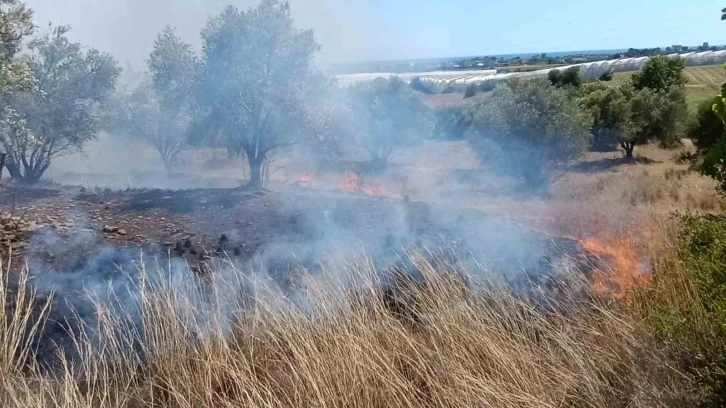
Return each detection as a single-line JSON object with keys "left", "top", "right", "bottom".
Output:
{"left": 612, "top": 64, "right": 726, "bottom": 110}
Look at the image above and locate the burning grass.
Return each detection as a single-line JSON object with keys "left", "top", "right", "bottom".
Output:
{"left": 0, "top": 141, "right": 720, "bottom": 406}
{"left": 0, "top": 254, "right": 693, "bottom": 408}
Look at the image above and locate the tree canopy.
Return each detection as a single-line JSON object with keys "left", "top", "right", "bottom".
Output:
{"left": 580, "top": 84, "right": 630, "bottom": 152}
{"left": 195, "top": 0, "right": 323, "bottom": 188}
{"left": 114, "top": 27, "right": 195, "bottom": 170}
{"left": 346, "top": 77, "right": 433, "bottom": 163}
{"left": 0, "top": 0, "right": 34, "bottom": 172}
{"left": 689, "top": 99, "right": 725, "bottom": 153}
{"left": 2, "top": 25, "right": 119, "bottom": 183}
{"left": 148, "top": 26, "right": 196, "bottom": 110}
{"left": 631, "top": 56, "right": 687, "bottom": 93}
{"left": 548, "top": 67, "right": 582, "bottom": 88}
{"left": 0, "top": 0, "right": 33, "bottom": 95}
{"left": 467, "top": 78, "right": 591, "bottom": 187}
{"left": 621, "top": 86, "right": 686, "bottom": 155}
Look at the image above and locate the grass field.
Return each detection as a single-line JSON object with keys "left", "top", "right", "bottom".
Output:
{"left": 421, "top": 65, "right": 726, "bottom": 111}
{"left": 611, "top": 65, "right": 726, "bottom": 111}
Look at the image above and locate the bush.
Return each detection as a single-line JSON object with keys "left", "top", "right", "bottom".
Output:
{"left": 548, "top": 69, "right": 562, "bottom": 86}
{"left": 479, "top": 81, "right": 497, "bottom": 92}
{"left": 700, "top": 140, "right": 726, "bottom": 191}
{"left": 548, "top": 67, "right": 582, "bottom": 88}
{"left": 409, "top": 77, "right": 433, "bottom": 94}
{"left": 636, "top": 215, "right": 726, "bottom": 406}
{"left": 347, "top": 77, "right": 433, "bottom": 163}
{"left": 580, "top": 84, "right": 629, "bottom": 152}
{"left": 599, "top": 70, "right": 614, "bottom": 82}
{"left": 464, "top": 84, "right": 477, "bottom": 98}
{"left": 466, "top": 78, "right": 592, "bottom": 189}
{"left": 433, "top": 106, "right": 473, "bottom": 140}
{"left": 631, "top": 55, "right": 687, "bottom": 93}
{"left": 688, "top": 99, "right": 725, "bottom": 153}
{"left": 560, "top": 67, "right": 582, "bottom": 88}
{"left": 624, "top": 86, "right": 687, "bottom": 153}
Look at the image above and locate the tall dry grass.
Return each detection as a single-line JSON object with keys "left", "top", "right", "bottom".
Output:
{"left": 0, "top": 254, "right": 691, "bottom": 408}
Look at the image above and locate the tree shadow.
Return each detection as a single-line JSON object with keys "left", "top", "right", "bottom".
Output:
{"left": 566, "top": 156, "right": 658, "bottom": 174}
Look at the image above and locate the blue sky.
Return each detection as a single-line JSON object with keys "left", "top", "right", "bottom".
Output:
{"left": 23, "top": 0, "right": 726, "bottom": 66}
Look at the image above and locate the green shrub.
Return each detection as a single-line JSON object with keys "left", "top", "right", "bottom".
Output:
{"left": 688, "top": 99, "right": 725, "bottom": 153}
{"left": 700, "top": 140, "right": 726, "bottom": 192}
{"left": 464, "top": 84, "right": 477, "bottom": 98}
{"left": 409, "top": 76, "right": 434, "bottom": 94}
{"left": 599, "top": 70, "right": 614, "bottom": 82}
{"left": 631, "top": 55, "right": 687, "bottom": 93}
{"left": 680, "top": 216, "right": 726, "bottom": 327}
{"left": 479, "top": 81, "right": 497, "bottom": 92}
{"left": 548, "top": 69, "right": 562, "bottom": 86}
{"left": 548, "top": 67, "right": 582, "bottom": 88}
{"left": 434, "top": 106, "right": 473, "bottom": 140}
{"left": 580, "top": 83, "right": 629, "bottom": 152}
{"left": 625, "top": 86, "right": 687, "bottom": 152}
{"left": 466, "top": 78, "right": 591, "bottom": 189}
{"left": 639, "top": 215, "right": 726, "bottom": 406}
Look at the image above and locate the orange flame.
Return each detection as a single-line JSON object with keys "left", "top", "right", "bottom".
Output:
{"left": 292, "top": 171, "right": 398, "bottom": 199}
{"left": 337, "top": 172, "right": 396, "bottom": 199}
{"left": 579, "top": 236, "right": 651, "bottom": 301}
{"left": 297, "top": 172, "right": 317, "bottom": 187}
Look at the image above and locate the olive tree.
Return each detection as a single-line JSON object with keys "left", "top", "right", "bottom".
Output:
{"left": 346, "top": 77, "right": 433, "bottom": 164}
{"left": 195, "top": 0, "right": 323, "bottom": 189}
{"left": 466, "top": 78, "right": 591, "bottom": 187}
{"left": 621, "top": 86, "right": 687, "bottom": 156}
{"left": 0, "top": 0, "right": 34, "bottom": 176}
{"left": 631, "top": 56, "right": 686, "bottom": 93}
{"left": 115, "top": 27, "right": 195, "bottom": 170}
{"left": 580, "top": 83, "right": 629, "bottom": 152}
{"left": 115, "top": 82, "right": 193, "bottom": 170}
{"left": 2, "top": 25, "right": 119, "bottom": 183}
{"left": 0, "top": 0, "right": 33, "bottom": 95}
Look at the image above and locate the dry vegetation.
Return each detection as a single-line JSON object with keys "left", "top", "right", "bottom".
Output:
{"left": 0, "top": 139, "right": 722, "bottom": 407}
{"left": 0, "top": 257, "right": 692, "bottom": 408}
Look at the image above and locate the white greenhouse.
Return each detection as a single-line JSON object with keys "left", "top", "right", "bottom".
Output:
{"left": 407, "top": 50, "right": 726, "bottom": 86}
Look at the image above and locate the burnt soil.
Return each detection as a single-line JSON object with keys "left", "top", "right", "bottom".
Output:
{"left": 0, "top": 182, "right": 583, "bottom": 282}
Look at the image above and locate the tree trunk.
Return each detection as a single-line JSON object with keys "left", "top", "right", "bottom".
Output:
{"left": 24, "top": 171, "right": 43, "bottom": 185}
{"left": 5, "top": 160, "right": 23, "bottom": 181}
{"left": 0, "top": 153, "right": 7, "bottom": 180}
{"left": 620, "top": 141, "right": 635, "bottom": 159}
{"left": 5, "top": 158, "right": 49, "bottom": 184}
{"left": 161, "top": 154, "right": 174, "bottom": 173}
{"left": 248, "top": 156, "right": 263, "bottom": 190}
{"left": 624, "top": 144, "right": 634, "bottom": 159}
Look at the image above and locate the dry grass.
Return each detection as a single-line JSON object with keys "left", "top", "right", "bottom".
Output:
{"left": 9, "top": 140, "right": 723, "bottom": 407}
{"left": 0, "top": 256, "right": 691, "bottom": 408}
{"left": 549, "top": 143, "right": 721, "bottom": 244}
{"left": 422, "top": 141, "right": 722, "bottom": 276}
